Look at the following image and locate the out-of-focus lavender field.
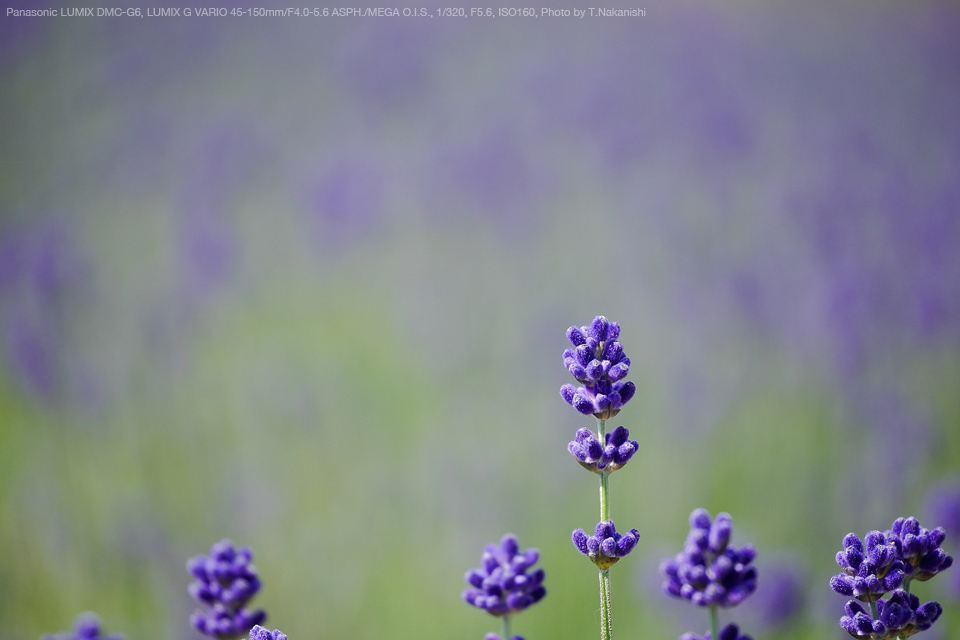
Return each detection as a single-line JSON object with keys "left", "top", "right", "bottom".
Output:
{"left": 1, "top": 1, "right": 959, "bottom": 639}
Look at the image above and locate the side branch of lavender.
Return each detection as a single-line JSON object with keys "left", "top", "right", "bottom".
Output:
{"left": 561, "top": 315, "right": 639, "bottom": 640}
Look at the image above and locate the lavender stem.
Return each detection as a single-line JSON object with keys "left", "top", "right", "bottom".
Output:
{"left": 599, "top": 568, "right": 613, "bottom": 640}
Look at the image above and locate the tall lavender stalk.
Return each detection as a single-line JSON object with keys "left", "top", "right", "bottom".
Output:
{"left": 562, "top": 315, "right": 639, "bottom": 640}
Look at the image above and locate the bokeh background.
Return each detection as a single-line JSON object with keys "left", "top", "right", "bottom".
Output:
{"left": 2, "top": 0, "right": 960, "bottom": 639}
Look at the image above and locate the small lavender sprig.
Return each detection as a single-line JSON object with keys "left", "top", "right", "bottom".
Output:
{"left": 43, "top": 613, "right": 124, "bottom": 640}
{"left": 661, "top": 509, "right": 757, "bottom": 640}
{"left": 187, "top": 539, "right": 267, "bottom": 639}
{"left": 463, "top": 533, "right": 546, "bottom": 640}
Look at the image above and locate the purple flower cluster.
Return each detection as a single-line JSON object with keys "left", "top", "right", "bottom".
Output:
{"left": 830, "top": 531, "right": 906, "bottom": 602}
{"left": 840, "top": 590, "right": 942, "bottom": 639}
{"left": 661, "top": 509, "right": 758, "bottom": 608}
{"left": 250, "top": 626, "right": 287, "bottom": 640}
{"left": 572, "top": 521, "right": 640, "bottom": 570}
{"left": 463, "top": 534, "right": 547, "bottom": 618}
{"left": 560, "top": 316, "right": 636, "bottom": 420}
{"left": 886, "top": 517, "right": 953, "bottom": 582}
{"left": 43, "top": 613, "right": 124, "bottom": 640}
{"left": 679, "top": 623, "right": 753, "bottom": 640}
{"left": 567, "top": 426, "right": 638, "bottom": 474}
{"left": 830, "top": 517, "right": 951, "bottom": 639}
{"left": 187, "top": 539, "right": 267, "bottom": 638}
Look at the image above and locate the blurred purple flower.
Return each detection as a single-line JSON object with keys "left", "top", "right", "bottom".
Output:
{"left": 926, "top": 479, "right": 960, "bottom": 541}
{"left": 5, "top": 313, "right": 58, "bottom": 400}
{"left": 43, "top": 613, "right": 124, "bottom": 640}
{"left": 0, "top": 219, "right": 93, "bottom": 404}
{"left": 304, "top": 157, "right": 385, "bottom": 251}
{"left": 0, "top": 2, "right": 51, "bottom": 71}
{"left": 335, "top": 21, "right": 437, "bottom": 106}
{"left": 187, "top": 539, "right": 266, "bottom": 639}
{"left": 736, "top": 556, "right": 805, "bottom": 633}
{"left": 431, "top": 125, "right": 544, "bottom": 228}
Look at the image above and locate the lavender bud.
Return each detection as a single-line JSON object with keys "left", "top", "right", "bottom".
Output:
{"left": 572, "top": 520, "right": 639, "bottom": 570}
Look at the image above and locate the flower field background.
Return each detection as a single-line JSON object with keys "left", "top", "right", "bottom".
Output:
{"left": 1, "top": 1, "right": 959, "bottom": 639}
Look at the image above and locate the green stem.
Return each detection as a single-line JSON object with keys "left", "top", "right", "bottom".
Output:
{"left": 502, "top": 615, "right": 511, "bottom": 640}
{"left": 598, "top": 420, "right": 609, "bottom": 522}
{"left": 599, "top": 568, "right": 613, "bottom": 640}
{"left": 596, "top": 418, "right": 612, "bottom": 640}
{"left": 870, "top": 599, "right": 880, "bottom": 621}
{"left": 709, "top": 606, "right": 719, "bottom": 640}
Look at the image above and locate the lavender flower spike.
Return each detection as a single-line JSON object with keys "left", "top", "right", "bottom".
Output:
{"left": 661, "top": 509, "right": 758, "bottom": 608}
{"left": 568, "top": 425, "right": 638, "bottom": 474}
{"left": 249, "top": 626, "right": 287, "bottom": 640}
{"left": 572, "top": 520, "right": 640, "bottom": 570}
{"left": 43, "top": 613, "right": 125, "bottom": 640}
{"left": 560, "top": 315, "right": 636, "bottom": 421}
{"left": 830, "top": 531, "right": 905, "bottom": 603}
{"left": 463, "top": 533, "right": 547, "bottom": 617}
{"left": 680, "top": 623, "right": 753, "bottom": 640}
{"left": 484, "top": 635, "right": 524, "bottom": 640}
{"left": 188, "top": 539, "right": 267, "bottom": 639}
{"left": 885, "top": 517, "right": 953, "bottom": 583}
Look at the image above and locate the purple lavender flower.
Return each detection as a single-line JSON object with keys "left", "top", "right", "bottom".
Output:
{"left": 43, "top": 613, "right": 124, "bottom": 640}
{"left": 830, "top": 531, "right": 905, "bottom": 603}
{"left": 484, "top": 635, "right": 524, "bottom": 640}
{"left": 249, "top": 626, "right": 287, "bottom": 640}
{"left": 560, "top": 315, "right": 636, "bottom": 421}
{"left": 679, "top": 623, "right": 753, "bottom": 640}
{"left": 839, "top": 590, "right": 942, "bottom": 639}
{"left": 661, "top": 509, "right": 758, "bottom": 608}
{"left": 187, "top": 539, "right": 266, "bottom": 638}
{"left": 572, "top": 520, "right": 640, "bottom": 570}
{"left": 885, "top": 517, "right": 953, "bottom": 583}
{"left": 568, "top": 426, "right": 638, "bottom": 474}
{"left": 463, "top": 534, "right": 547, "bottom": 618}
